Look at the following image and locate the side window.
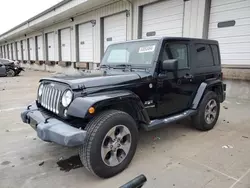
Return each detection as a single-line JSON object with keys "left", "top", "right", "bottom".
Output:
{"left": 210, "top": 45, "right": 220, "bottom": 65}
{"left": 195, "top": 44, "right": 214, "bottom": 67}
{"left": 162, "top": 43, "right": 188, "bottom": 69}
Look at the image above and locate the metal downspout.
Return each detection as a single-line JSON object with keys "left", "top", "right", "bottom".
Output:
{"left": 124, "top": 0, "right": 133, "bottom": 40}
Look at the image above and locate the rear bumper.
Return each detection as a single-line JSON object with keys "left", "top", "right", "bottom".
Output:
{"left": 222, "top": 83, "right": 226, "bottom": 102}
{"left": 21, "top": 103, "right": 86, "bottom": 147}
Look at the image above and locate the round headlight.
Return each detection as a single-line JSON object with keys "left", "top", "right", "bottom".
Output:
{"left": 38, "top": 84, "right": 44, "bottom": 97}
{"left": 62, "top": 90, "right": 73, "bottom": 107}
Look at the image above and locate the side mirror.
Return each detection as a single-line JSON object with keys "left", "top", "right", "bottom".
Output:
{"left": 162, "top": 59, "right": 178, "bottom": 71}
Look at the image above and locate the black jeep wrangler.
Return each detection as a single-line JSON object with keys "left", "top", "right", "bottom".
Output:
{"left": 21, "top": 37, "right": 226, "bottom": 178}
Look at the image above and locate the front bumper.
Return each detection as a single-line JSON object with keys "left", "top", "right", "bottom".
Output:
{"left": 14, "top": 67, "right": 24, "bottom": 74}
{"left": 21, "top": 102, "right": 86, "bottom": 147}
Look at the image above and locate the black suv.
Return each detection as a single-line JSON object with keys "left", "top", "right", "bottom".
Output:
{"left": 21, "top": 37, "right": 226, "bottom": 178}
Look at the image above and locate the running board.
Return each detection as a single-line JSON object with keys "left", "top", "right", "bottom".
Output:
{"left": 142, "top": 109, "right": 196, "bottom": 131}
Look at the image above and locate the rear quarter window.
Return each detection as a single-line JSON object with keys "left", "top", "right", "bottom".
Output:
{"left": 210, "top": 45, "right": 220, "bottom": 65}
{"left": 195, "top": 44, "right": 214, "bottom": 67}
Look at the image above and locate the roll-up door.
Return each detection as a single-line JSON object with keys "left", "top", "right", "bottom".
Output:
{"left": 37, "top": 35, "right": 44, "bottom": 60}
{"left": 3, "top": 45, "right": 6, "bottom": 58}
{"left": 13, "top": 43, "right": 17, "bottom": 60}
{"left": 78, "top": 22, "right": 94, "bottom": 62}
{"left": 47, "top": 32, "right": 55, "bottom": 61}
{"left": 29, "top": 37, "right": 35, "bottom": 60}
{"left": 2, "top": 46, "right": 4, "bottom": 58}
{"left": 208, "top": 0, "right": 250, "bottom": 66}
{"left": 22, "top": 40, "right": 28, "bottom": 60}
{"left": 5, "top": 45, "right": 9, "bottom": 59}
{"left": 8, "top": 44, "right": 12, "bottom": 60}
{"left": 141, "top": 0, "right": 184, "bottom": 38}
{"left": 17, "top": 41, "right": 22, "bottom": 60}
{"left": 0, "top": 46, "right": 2, "bottom": 58}
{"left": 60, "top": 28, "right": 71, "bottom": 61}
{"left": 103, "top": 12, "right": 127, "bottom": 51}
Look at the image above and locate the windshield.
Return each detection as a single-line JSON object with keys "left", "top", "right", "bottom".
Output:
{"left": 101, "top": 40, "right": 159, "bottom": 67}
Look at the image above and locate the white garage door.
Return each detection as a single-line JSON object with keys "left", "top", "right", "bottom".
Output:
{"left": 142, "top": 0, "right": 184, "bottom": 38}
{"left": 8, "top": 44, "right": 12, "bottom": 60}
{"left": 5, "top": 45, "right": 8, "bottom": 59}
{"left": 37, "top": 35, "right": 44, "bottom": 60}
{"left": 17, "top": 41, "right": 22, "bottom": 60}
{"left": 22, "top": 40, "right": 28, "bottom": 60}
{"left": 78, "top": 22, "right": 94, "bottom": 62}
{"left": 0, "top": 46, "right": 2, "bottom": 58}
{"left": 3, "top": 46, "right": 5, "bottom": 58}
{"left": 47, "top": 32, "right": 55, "bottom": 61}
{"left": 104, "top": 12, "right": 127, "bottom": 51}
{"left": 13, "top": 43, "right": 17, "bottom": 60}
{"left": 29, "top": 38, "right": 35, "bottom": 60}
{"left": 1, "top": 46, "right": 3, "bottom": 58}
{"left": 60, "top": 28, "right": 71, "bottom": 61}
{"left": 208, "top": 0, "right": 250, "bottom": 66}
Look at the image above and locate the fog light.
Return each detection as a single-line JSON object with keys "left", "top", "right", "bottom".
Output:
{"left": 88, "top": 107, "right": 95, "bottom": 114}
{"left": 64, "top": 109, "right": 68, "bottom": 117}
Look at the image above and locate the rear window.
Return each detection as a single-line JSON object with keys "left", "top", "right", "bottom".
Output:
{"left": 195, "top": 44, "right": 214, "bottom": 67}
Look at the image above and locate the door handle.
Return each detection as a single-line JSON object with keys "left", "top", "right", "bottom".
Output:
{"left": 183, "top": 74, "right": 193, "bottom": 79}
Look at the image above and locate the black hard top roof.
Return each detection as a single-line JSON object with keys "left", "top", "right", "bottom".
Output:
{"left": 160, "top": 36, "right": 218, "bottom": 44}
{"left": 112, "top": 37, "right": 218, "bottom": 45}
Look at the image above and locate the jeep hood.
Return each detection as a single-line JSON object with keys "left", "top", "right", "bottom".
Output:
{"left": 40, "top": 70, "right": 151, "bottom": 90}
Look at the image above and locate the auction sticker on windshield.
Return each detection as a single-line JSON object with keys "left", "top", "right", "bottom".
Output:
{"left": 138, "top": 45, "right": 155, "bottom": 53}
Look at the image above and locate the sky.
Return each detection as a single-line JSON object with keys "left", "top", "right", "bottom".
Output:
{"left": 0, "top": 0, "right": 63, "bottom": 35}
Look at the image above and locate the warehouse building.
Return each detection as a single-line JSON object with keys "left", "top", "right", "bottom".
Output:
{"left": 0, "top": 0, "right": 249, "bottom": 79}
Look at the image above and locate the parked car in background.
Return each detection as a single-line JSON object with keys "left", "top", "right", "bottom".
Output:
{"left": 0, "top": 58, "right": 24, "bottom": 77}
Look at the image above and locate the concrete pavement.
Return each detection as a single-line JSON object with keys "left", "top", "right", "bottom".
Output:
{"left": 1, "top": 70, "right": 250, "bottom": 188}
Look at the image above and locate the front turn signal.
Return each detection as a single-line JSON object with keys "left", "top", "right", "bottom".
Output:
{"left": 88, "top": 107, "right": 95, "bottom": 114}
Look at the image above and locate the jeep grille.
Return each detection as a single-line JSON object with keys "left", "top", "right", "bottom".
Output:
{"left": 41, "top": 84, "right": 62, "bottom": 114}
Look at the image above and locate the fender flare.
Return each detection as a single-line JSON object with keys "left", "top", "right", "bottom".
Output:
{"left": 67, "top": 90, "right": 150, "bottom": 123}
{"left": 192, "top": 79, "right": 225, "bottom": 109}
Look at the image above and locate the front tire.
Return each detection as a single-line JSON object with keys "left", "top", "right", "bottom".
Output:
{"left": 192, "top": 91, "right": 220, "bottom": 131}
{"left": 6, "top": 69, "right": 15, "bottom": 77}
{"left": 79, "top": 110, "right": 138, "bottom": 178}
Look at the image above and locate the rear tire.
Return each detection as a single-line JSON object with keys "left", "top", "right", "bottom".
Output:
{"left": 79, "top": 110, "right": 138, "bottom": 178}
{"left": 192, "top": 91, "right": 220, "bottom": 131}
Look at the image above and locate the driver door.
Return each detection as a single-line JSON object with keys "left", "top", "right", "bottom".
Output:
{"left": 0, "top": 63, "right": 6, "bottom": 76}
{"left": 155, "top": 41, "right": 197, "bottom": 118}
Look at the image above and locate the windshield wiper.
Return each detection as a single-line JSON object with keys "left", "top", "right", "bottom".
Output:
{"left": 115, "top": 64, "right": 132, "bottom": 70}
{"left": 100, "top": 64, "right": 111, "bottom": 69}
